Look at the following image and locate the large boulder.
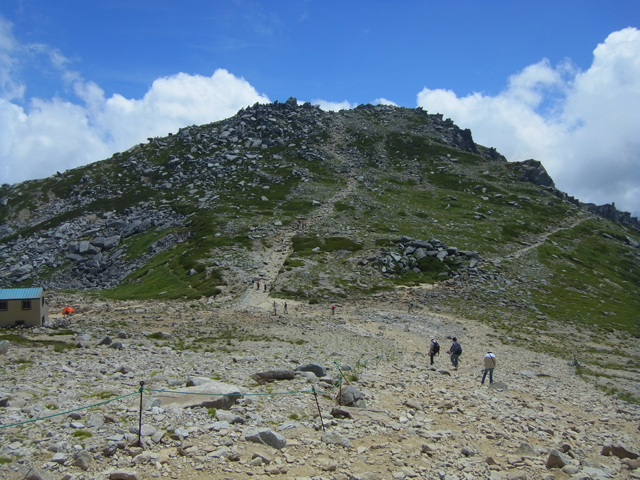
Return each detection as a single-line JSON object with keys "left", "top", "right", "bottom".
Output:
{"left": 337, "top": 385, "right": 366, "bottom": 408}
{"left": 601, "top": 442, "right": 639, "bottom": 459}
{"left": 295, "top": 362, "right": 327, "bottom": 377}
{"left": 546, "top": 449, "right": 571, "bottom": 468}
{"left": 516, "top": 159, "right": 555, "bottom": 187}
{"left": 322, "top": 430, "right": 351, "bottom": 448}
{"left": 244, "top": 428, "right": 286, "bottom": 449}
{"left": 251, "top": 370, "right": 296, "bottom": 384}
{"left": 155, "top": 380, "right": 243, "bottom": 410}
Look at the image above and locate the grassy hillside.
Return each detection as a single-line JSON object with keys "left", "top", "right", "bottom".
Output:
{"left": 0, "top": 103, "right": 638, "bottom": 340}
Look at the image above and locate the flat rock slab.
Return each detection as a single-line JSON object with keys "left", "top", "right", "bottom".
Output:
{"left": 153, "top": 381, "right": 243, "bottom": 410}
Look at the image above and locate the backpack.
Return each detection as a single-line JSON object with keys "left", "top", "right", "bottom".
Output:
{"left": 432, "top": 341, "right": 440, "bottom": 355}
{"left": 454, "top": 343, "right": 462, "bottom": 355}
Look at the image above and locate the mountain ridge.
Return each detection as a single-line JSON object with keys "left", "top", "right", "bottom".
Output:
{"left": 0, "top": 100, "right": 638, "bottom": 338}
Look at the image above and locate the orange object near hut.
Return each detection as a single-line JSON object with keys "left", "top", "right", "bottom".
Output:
{"left": 62, "top": 306, "right": 74, "bottom": 315}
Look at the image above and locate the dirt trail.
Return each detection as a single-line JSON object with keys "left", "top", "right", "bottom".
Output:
{"left": 233, "top": 175, "right": 358, "bottom": 310}
{"left": 504, "top": 213, "right": 589, "bottom": 260}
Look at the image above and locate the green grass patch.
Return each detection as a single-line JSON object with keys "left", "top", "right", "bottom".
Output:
{"left": 0, "top": 334, "right": 75, "bottom": 353}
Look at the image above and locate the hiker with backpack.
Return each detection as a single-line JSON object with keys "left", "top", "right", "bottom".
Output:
{"left": 447, "top": 337, "right": 462, "bottom": 370}
{"left": 428, "top": 337, "right": 440, "bottom": 365}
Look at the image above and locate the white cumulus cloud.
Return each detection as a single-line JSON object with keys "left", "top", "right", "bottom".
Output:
{"left": 311, "top": 99, "right": 355, "bottom": 111}
{"left": 0, "top": 19, "right": 270, "bottom": 186}
{"left": 374, "top": 98, "right": 398, "bottom": 106}
{"left": 417, "top": 27, "right": 640, "bottom": 216}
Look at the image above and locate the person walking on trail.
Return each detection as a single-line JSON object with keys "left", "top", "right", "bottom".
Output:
{"left": 428, "top": 337, "right": 440, "bottom": 365}
{"left": 408, "top": 302, "right": 414, "bottom": 313}
{"left": 482, "top": 351, "right": 496, "bottom": 384}
{"left": 447, "top": 337, "right": 462, "bottom": 370}
{"left": 264, "top": 283, "right": 267, "bottom": 292}
{"left": 331, "top": 304, "right": 336, "bottom": 316}
{"left": 284, "top": 302, "right": 288, "bottom": 314}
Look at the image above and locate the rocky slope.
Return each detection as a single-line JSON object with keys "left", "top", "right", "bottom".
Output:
{"left": 0, "top": 292, "right": 639, "bottom": 480}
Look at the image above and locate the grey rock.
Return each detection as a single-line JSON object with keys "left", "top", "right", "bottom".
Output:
{"left": 0, "top": 340, "right": 10, "bottom": 355}
{"left": 156, "top": 381, "right": 242, "bottom": 410}
{"left": 295, "top": 362, "right": 327, "bottom": 377}
{"left": 244, "top": 428, "right": 287, "bottom": 449}
{"left": 17, "top": 467, "right": 56, "bottom": 480}
{"left": 601, "top": 441, "right": 638, "bottom": 459}
{"left": 186, "top": 376, "right": 215, "bottom": 387}
{"left": 51, "top": 452, "right": 67, "bottom": 464}
{"left": 109, "top": 341, "right": 125, "bottom": 350}
{"left": 515, "top": 441, "right": 536, "bottom": 457}
{"left": 251, "top": 370, "right": 296, "bottom": 384}
{"left": 547, "top": 448, "right": 571, "bottom": 468}
{"left": 322, "top": 430, "right": 351, "bottom": 448}
{"left": 109, "top": 471, "right": 139, "bottom": 480}
{"left": 461, "top": 446, "right": 476, "bottom": 456}
{"left": 73, "top": 449, "right": 95, "bottom": 471}
{"left": 338, "top": 384, "right": 367, "bottom": 408}
{"left": 103, "top": 442, "right": 118, "bottom": 457}
{"left": 215, "top": 410, "right": 245, "bottom": 424}
{"left": 97, "top": 336, "right": 112, "bottom": 346}
{"left": 488, "top": 381, "right": 509, "bottom": 391}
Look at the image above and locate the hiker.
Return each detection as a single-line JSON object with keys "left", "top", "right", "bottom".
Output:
{"left": 482, "top": 351, "right": 496, "bottom": 384}
{"left": 256, "top": 281, "right": 260, "bottom": 290}
{"left": 408, "top": 302, "right": 414, "bottom": 313}
{"left": 264, "top": 283, "right": 267, "bottom": 292}
{"left": 331, "top": 304, "right": 336, "bottom": 316}
{"left": 297, "top": 219, "right": 301, "bottom": 229}
{"left": 428, "top": 337, "right": 440, "bottom": 365}
{"left": 284, "top": 302, "right": 288, "bottom": 314}
{"left": 447, "top": 337, "right": 462, "bottom": 370}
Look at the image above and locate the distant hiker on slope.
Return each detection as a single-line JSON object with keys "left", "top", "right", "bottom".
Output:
{"left": 408, "top": 302, "right": 414, "bottom": 313}
{"left": 482, "top": 351, "right": 496, "bottom": 385}
{"left": 428, "top": 337, "right": 440, "bottom": 365}
{"left": 446, "top": 337, "right": 462, "bottom": 370}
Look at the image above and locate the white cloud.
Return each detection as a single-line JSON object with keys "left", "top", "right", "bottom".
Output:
{"left": 0, "top": 68, "right": 270, "bottom": 185}
{"left": 417, "top": 27, "right": 640, "bottom": 216}
{"left": 0, "top": 18, "right": 270, "bottom": 186}
{"left": 312, "top": 99, "right": 355, "bottom": 111}
{"left": 374, "top": 98, "right": 398, "bottom": 106}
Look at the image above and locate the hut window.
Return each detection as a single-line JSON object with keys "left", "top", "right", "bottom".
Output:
{"left": 22, "top": 300, "right": 31, "bottom": 310}
{"left": 0, "top": 301, "right": 7, "bottom": 311}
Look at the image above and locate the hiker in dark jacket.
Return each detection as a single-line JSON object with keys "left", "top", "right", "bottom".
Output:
{"left": 447, "top": 337, "right": 462, "bottom": 370}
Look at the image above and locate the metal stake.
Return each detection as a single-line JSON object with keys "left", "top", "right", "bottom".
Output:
{"left": 312, "top": 387, "right": 325, "bottom": 432}
{"left": 137, "top": 381, "right": 145, "bottom": 447}
{"left": 334, "top": 361, "right": 350, "bottom": 385}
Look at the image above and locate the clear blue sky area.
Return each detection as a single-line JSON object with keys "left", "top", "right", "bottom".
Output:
{"left": 6, "top": 1, "right": 637, "bottom": 105}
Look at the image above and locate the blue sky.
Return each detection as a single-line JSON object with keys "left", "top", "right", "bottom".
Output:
{"left": 1, "top": 1, "right": 639, "bottom": 215}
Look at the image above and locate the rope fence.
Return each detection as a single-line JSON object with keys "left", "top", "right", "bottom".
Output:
{"left": 0, "top": 371, "right": 347, "bottom": 437}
